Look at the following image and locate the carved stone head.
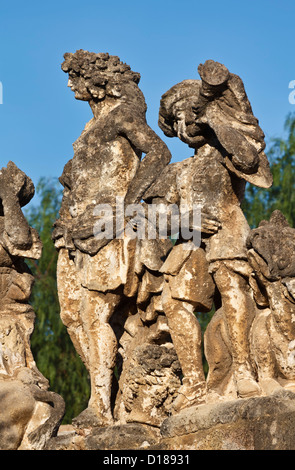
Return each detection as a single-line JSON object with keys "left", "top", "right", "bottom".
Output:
{"left": 61, "top": 50, "right": 146, "bottom": 111}
{"left": 158, "top": 79, "right": 207, "bottom": 148}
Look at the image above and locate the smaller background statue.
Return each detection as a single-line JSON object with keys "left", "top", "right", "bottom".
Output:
{"left": 0, "top": 162, "right": 64, "bottom": 450}
{"left": 205, "top": 210, "right": 295, "bottom": 398}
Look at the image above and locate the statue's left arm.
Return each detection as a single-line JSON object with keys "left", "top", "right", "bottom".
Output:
{"left": 117, "top": 109, "right": 172, "bottom": 206}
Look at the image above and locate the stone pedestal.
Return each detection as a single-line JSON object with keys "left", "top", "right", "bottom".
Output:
{"left": 47, "top": 390, "right": 295, "bottom": 450}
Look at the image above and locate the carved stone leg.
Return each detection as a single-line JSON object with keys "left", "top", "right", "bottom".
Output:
{"left": 57, "top": 249, "right": 89, "bottom": 368}
{"left": 162, "top": 281, "right": 206, "bottom": 412}
{"left": 213, "top": 261, "right": 261, "bottom": 398}
{"left": 79, "top": 288, "right": 121, "bottom": 424}
{"left": 57, "top": 249, "right": 124, "bottom": 424}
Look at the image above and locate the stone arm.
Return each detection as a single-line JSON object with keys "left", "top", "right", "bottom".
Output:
{"left": 116, "top": 109, "right": 172, "bottom": 206}
{"left": 139, "top": 200, "right": 221, "bottom": 238}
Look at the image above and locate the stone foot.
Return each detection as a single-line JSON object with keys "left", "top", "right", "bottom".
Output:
{"left": 171, "top": 381, "right": 206, "bottom": 413}
{"left": 236, "top": 377, "right": 261, "bottom": 398}
{"left": 72, "top": 406, "right": 114, "bottom": 432}
{"left": 259, "top": 378, "right": 283, "bottom": 395}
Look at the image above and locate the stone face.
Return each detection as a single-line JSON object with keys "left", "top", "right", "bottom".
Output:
{"left": 0, "top": 162, "right": 65, "bottom": 450}
{"left": 0, "top": 380, "right": 36, "bottom": 450}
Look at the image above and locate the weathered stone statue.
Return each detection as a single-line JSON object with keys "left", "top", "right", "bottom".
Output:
{"left": 0, "top": 162, "right": 64, "bottom": 450}
{"left": 247, "top": 210, "right": 295, "bottom": 394}
{"left": 3, "top": 52, "right": 295, "bottom": 451}
{"left": 53, "top": 50, "right": 171, "bottom": 426}
{"left": 146, "top": 60, "right": 273, "bottom": 408}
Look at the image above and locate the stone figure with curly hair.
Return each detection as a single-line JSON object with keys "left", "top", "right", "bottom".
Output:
{"left": 53, "top": 50, "right": 171, "bottom": 425}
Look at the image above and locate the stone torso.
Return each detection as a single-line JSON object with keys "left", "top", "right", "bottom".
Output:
{"left": 176, "top": 143, "right": 250, "bottom": 261}
{"left": 176, "top": 143, "right": 243, "bottom": 217}
{"left": 65, "top": 107, "right": 140, "bottom": 219}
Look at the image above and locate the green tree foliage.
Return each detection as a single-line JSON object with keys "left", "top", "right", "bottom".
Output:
{"left": 242, "top": 112, "right": 295, "bottom": 228}
{"left": 25, "top": 177, "right": 90, "bottom": 423}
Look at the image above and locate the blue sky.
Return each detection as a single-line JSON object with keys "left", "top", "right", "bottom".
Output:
{"left": 0, "top": 0, "right": 294, "bottom": 205}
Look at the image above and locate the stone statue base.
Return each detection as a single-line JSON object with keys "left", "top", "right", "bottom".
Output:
{"left": 47, "top": 390, "right": 295, "bottom": 450}
{"left": 160, "top": 389, "right": 295, "bottom": 450}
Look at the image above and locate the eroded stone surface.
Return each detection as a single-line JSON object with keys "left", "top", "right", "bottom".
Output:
{"left": 47, "top": 391, "right": 295, "bottom": 450}
{"left": 159, "top": 390, "right": 295, "bottom": 450}
{"left": 247, "top": 211, "right": 295, "bottom": 394}
{"left": 116, "top": 342, "right": 181, "bottom": 426}
{"left": 204, "top": 211, "right": 295, "bottom": 400}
